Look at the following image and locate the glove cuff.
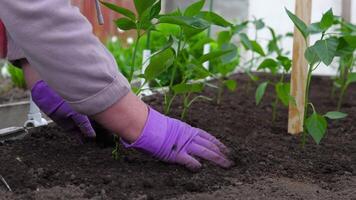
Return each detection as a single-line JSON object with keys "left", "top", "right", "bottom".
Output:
{"left": 121, "top": 107, "right": 168, "bottom": 158}
{"left": 31, "top": 80, "right": 65, "bottom": 116}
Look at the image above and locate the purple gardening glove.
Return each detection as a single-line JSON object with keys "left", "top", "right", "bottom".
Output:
{"left": 122, "top": 107, "right": 233, "bottom": 171}
{"left": 31, "top": 80, "right": 96, "bottom": 141}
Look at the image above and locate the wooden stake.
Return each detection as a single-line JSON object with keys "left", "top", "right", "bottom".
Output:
{"left": 342, "top": 0, "right": 352, "bottom": 22}
{"left": 288, "top": 0, "right": 312, "bottom": 135}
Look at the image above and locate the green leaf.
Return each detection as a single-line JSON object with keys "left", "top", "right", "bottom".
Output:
{"left": 159, "top": 16, "right": 209, "bottom": 30}
{"left": 221, "top": 43, "right": 238, "bottom": 64}
{"left": 149, "top": 0, "right": 161, "bottom": 19}
{"left": 251, "top": 41, "right": 266, "bottom": 56}
{"left": 319, "top": 9, "right": 334, "bottom": 30}
{"left": 275, "top": 82, "right": 290, "bottom": 106}
{"left": 224, "top": 80, "right": 237, "bottom": 91}
{"left": 101, "top": 1, "right": 136, "bottom": 21}
{"left": 343, "top": 35, "right": 356, "bottom": 48}
{"left": 255, "top": 82, "right": 268, "bottom": 105}
{"left": 172, "top": 83, "right": 204, "bottom": 94}
{"left": 305, "top": 113, "right": 327, "bottom": 144}
{"left": 184, "top": 0, "right": 205, "bottom": 17}
{"left": 239, "top": 33, "right": 253, "bottom": 50}
{"left": 324, "top": 111, "right": 348, "bottom": 120}
{"left": 308, "top": 22, "right": 324, "bottom": 34}
{"left": 144, "top": 48, "right": 174, "bottom": 81}
{"left": 277, "top": 56, "right": 292, "bottom": 72}
{"left": 134, "top": 0, "right": 156, "bottom": 17}
{"left": 304, "top": 46, "right": 320, "bottom": 66}
{"left": 217, "top": 31, "right": 232, "bottom": 46}
{"left": 232, "top": 21, "right": 248, "bottom": 33}
{"left": 198, "top": 11, "right": 232, "bottom": 27}
{"left": 115, "top": 18, "right": 136, "bottom": 30}
{"left": 346, "top": 72, "right": 356, "bottom": 85}
{"left": 199, "top": 49, "right": 233, "bottom": 63}
{"left": 192, "top": 65, "right": 211, "bottom": 79}
{"left": 258, "top": 58, "right": 279, "bottom": 74}
{"left": 253, "top": 19, "right": 265, "bottom": 30}
{"left": 285, "top": 8, "right": 309, "bottom": 39}
{"left": 312, "top": 37, "right": 339, "bottom": 65}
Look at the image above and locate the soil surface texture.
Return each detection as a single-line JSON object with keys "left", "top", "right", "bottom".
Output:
{"left": 1, "top": 74, "right": 355, "bottom": 200}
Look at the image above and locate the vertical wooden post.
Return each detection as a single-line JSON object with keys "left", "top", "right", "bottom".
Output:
{"left": 342, "top": 0, "right": 352, "bottom": 22}
{"left": 288, "top": 0, "right": 312, "bottom": 135}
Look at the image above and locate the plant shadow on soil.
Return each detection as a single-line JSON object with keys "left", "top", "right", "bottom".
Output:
{"left": 0, "top": 74, "right": 356, "bottom": 200}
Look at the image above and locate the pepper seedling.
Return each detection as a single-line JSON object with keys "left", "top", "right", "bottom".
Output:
{"left": 286, "top": 8, "right": 348, "bottom": 145}
{"left": 330, "top": 18, "right": 356, "bottom": 110}
{"left": 254, "top": 26, "right": 292, "bottom": 122}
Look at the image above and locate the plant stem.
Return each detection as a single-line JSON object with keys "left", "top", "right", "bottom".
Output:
{"left": 129, "top": 30, "right": 141, "bottom": 83}
{"left": 301, "top": 64, "right": 313, "bottom": 148}
{"left": 207, "top": 0, "right": 214, "bottom": 37}
{"left": 165, "top": 30, "right": 183, "bottom": 115}
{"left": 180, "top": 93, "right": 191, "bottom": 120}
{"left": 337, "top": 85, "right": 347, "bottom": 111}
{"left": 216, "top": 77, "right": 224, "bottom": 104}
{"left": 272, "top": 95, "right": 278, "bottom": 124}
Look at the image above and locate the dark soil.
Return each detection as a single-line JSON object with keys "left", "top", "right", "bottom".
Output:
{"left": 1, "top": 74, "right": 356, "bottom": 200}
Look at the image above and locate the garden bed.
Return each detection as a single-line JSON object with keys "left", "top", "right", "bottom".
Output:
{"left": 0, "top": 74, "right": 355, "bottom": 200}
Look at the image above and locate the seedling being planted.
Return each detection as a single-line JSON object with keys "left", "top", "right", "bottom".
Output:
{"left": 286, "top": 8, "right": 349, "bottom": 145}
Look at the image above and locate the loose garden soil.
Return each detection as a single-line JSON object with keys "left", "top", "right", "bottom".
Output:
{"left": 1, "top": 74, "right": 355, "bottom": 200}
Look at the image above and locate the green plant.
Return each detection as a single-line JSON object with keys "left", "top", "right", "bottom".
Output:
{"left": 209, "top": 28, "right": 239, "bottom": 104}
{"left": 254, "top": 26, "right": 292, "bottom": 122}
{"left": 7, "top": 62, "right": 26, "bottom": 89}
{"left": 106, "top": 37, "right": 144, "bottom": 78}
{"left": 286, "top": 8, "right": 350, "bottom": 145}
{"left": 330, "top": 18, "right": 356, "bottom": 110}
{"left": 103, "top": 0, "right": 234, "bottom": 157}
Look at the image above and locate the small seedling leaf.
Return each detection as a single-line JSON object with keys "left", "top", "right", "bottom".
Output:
{"left": 275, "top": 82, "right": 290, "bottom": 106}
{"left": 253, "top": 19, "right": 265, "bottom": 30}
{"left": 285, "top": 8, "right": 309, "bottom": 39}
{"left": 324, "top": 111, "right": 348, "bottom": 120}
{"left": 258, "top": 58, "right": 279, "bottom": 74}
{"left": 184, "top": 0, "right": 205, "bottom": 17}
{"left": 199, "top": 49, "right": 233, "bottom": 63}
{"left": 144, "top": 48, "right": 174, "bottom": 81}
{"left": 217, "top": 31, "right": 232, "bottom": 46}
{"left": 346, "top": 72, "right": 356, "bottom": 85}
{"left": 198, "top": 11, "right": 232, "bottom": 27}
{"left": 101, "top": 1, "right": 136, "bottom": 21}
{"left": 312, "top": 37, "right": 339, "bottom": 65}
{"left": 305, "top": 113, "right": 327, "bottom": 145}
{"left": 149, "top": 0, "right": 162, "bottom": 19}
{"left": 277, "top": 56, "right": 292, "bottom": 72}
{"left": 224, "top": 80, "right": 237, "bottom": 92}
{"left": 239, "top": 33, "right": 253, "bottom": 50}
{"left": 159, "top": 15, "right": 209, "bottom": 30}
{"left": 134, "top": 0, "right": 156, "bottom": 17}
{"left": 319, "top": 9, "right": 334, "bottom": 30}
{"left": 255, "top": 82, "right": 268, "bottom": 105}
{"left": 308, "top": 22, "right": 324, "bottom": 34}
{"left": 172, "top": 83, "right": 204, "bottom": 94}
{"left": 232, "top": 21, "right": 248, "bottom": 34}
{"left": 251, "top": 41, "right": 266, "bottom": 56}
{"left": 304, "top": 46, "right": 320, "bottom": 66}
{"left": 115, "top": 18, "right": 136, "bottom": 30}
{"left": 343, "top": 35, "right": 356, "bottom": 48}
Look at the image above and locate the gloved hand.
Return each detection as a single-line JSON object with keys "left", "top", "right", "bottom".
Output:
{"left": 122, "top": 107, "right": 233, "bottom": 171}
{"left": 31, "top": 80, "right": 96, "bottom": 142}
